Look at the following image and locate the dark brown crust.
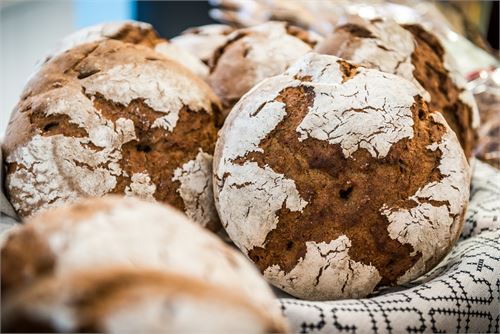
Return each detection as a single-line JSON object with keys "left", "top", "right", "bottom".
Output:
{"left": 403, "top": 24, "right": 476, "bottom": 159}
{"left": 109, "top": 23, "right": 164, "bottom": 47}
{"left": 234, "top": 85, "right": 447, "bottom": 286}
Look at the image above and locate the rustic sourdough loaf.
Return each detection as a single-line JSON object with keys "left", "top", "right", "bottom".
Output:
{"left": 3, "top": 40, "right": 222, "bottom": 230}
{"left": 213, "top": 53, "right": 471, "bottom": 300}
{"left": 316, "top": 18, "right": 479, "bottom": 159}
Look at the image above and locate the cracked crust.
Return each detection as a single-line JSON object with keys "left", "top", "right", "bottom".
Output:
{"left": 207, "top": 21, "right": 323, "bottom": 117}
{"left": 316, "top": 19, "right": 478, "bottom": 159}
{"left": 34, "top": 21, "right": 208, "bottom": 79}
{"left": 0, "top": 196, "right": 287, "bottom": 331}
{"left": 2, "top": 269, "right": 281, "bottom": 333}
{"left": 171, "top": 24, "right": 235, "bottom": 65}
{"left": 3, "top": 40, "right": 222, "bottom": 231}
{"left": 213, "top": 53, "right": 470, "bottom": 300}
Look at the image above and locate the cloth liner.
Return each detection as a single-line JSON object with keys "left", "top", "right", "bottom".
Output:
{"left": 1, "top": 146, "right": 499, "bottom": 333}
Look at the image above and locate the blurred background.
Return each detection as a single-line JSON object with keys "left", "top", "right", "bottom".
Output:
{"left": 0, "top": 0, "right": 498, "bottom": 134}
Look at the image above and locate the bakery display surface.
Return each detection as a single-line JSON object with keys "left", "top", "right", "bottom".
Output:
{"left": 1, "top": 1, "right": 499, "bottom": 332}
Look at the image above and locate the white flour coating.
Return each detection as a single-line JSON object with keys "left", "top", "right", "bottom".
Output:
{"left": 216, "top": 162, "right": 307, "bottom": 253}
{"left": 172, "top": 150, "right": 217, "bottom": 228}
{"left": 81, "top": 62, "right": 213, "bottom": 132}
{"left": 21, "top": 197, "right": 283, "bottom": 326}
{"left": 125, "top": 173, "right": 156, "bottom": 201}
{"left": 382, "top": 113, "right": 470, "bottom": 283}
{"left": 6, "top": 88, "right": 137, "bottom": 215}
{"left": 321, "top": 20, "right": 429, "bottom": 100}
{"left": 236, "top": 22, "right": 316, "bottom": 84}
{"left": 289, "top": 54, "right": 419, "bottom": 159}
{"left": 214, "top": 53, "right": 468, "bottom": 299}
{"left": 264, "top": 236, "right": 381, "bottom": 300}
{"left": 220, "top": 75, "right": 299, "bottom": 161}
{"left": 171, "top": 24, "right": 234, "bottom": 63}
{"left": 154, "top": 42, "right": 209, "bottom": 79}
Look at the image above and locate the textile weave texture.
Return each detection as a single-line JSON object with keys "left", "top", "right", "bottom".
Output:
{"left": 279, "top": 161, "right": 500, "bottom": 333}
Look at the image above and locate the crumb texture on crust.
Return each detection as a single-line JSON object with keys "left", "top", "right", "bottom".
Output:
{"left": 4, "top": 40, "right": 220, "bottom": 229}
{"left": 0, "top": 197, "right": 285, "bottom": 330}
{"left": 214, "top": 53, "right": 470, "bottom": 299}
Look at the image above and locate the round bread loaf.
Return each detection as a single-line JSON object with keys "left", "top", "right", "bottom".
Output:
{"left": 37, "top": 20, "right": 209, "bottom": 79}
{"left": 213, "top": 53, "right": 471, "bottom": 300}
{"left": 207, "top": 21, "right": 323, "bottom": 117}
{"left": 171, "top": 24, "right": 235, "bottom": 65}
{"left": 3, "top": 40, "right": 222, "bottom": 230}
{"left": 1, "top": 268, "right": 280, "bottom": 333}
{"left": 0, "top": 196, "right": 286, "bottom": 330}
{"left": 315, "top": 18, "right": 479, "bottom": 159}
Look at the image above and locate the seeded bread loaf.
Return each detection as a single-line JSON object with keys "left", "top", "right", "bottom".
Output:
{"left": 3, "top": 40, "right": 222, "bottom": 230}
{"left": 315, "top": 19, "right": 479, "bottom": 159}
{"left": 207, "top": 21, "right": 323, "bottom": 117}
{"left": 213, "top": 53, "right": 470, "bottom": 300}
{"left": 1, "top": 196, "right": 287, "bottom": 331}
{"left": 37, "top": 21, "right": 209, "bottom": 79}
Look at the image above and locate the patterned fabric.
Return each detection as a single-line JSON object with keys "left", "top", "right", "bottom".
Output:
{"left": 1, "top": 148, "right": 499, "bottom": 332}
{"left": 280, "top": 160, "right": 500, "bottom": 333}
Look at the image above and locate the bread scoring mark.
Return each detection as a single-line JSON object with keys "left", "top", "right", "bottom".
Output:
{"left": 382, "top": 113, "right": 470, "bottom": 283}
{"left": 264, "top": 236, "right": 381, "bottom": 300}
{"left": 124, "top": 173, "right": 156, "bottom": 201}
{"left": 172, "top": 150, "right": 219, "bottom": 229}
{"left": 81, "top": 62, "right": 213, "bottom": 132}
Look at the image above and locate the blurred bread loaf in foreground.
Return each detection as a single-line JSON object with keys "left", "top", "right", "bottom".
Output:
{"left": 3, "top": 39, "right": 223, "bottom": 230}
{"left": 1, "top": 196, "right": 287, "bottom": 332}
